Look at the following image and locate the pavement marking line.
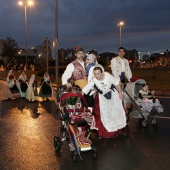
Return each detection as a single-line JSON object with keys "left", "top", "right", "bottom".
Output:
{"left": 150, "top": 116, "right": 170, "bottom": 119}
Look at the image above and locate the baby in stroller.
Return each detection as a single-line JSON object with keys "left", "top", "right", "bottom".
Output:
{"left": 138, "top": 84, "right": 163, "bottom": 114}
{"left": 123, "top": 79, "right": 163, "bottom": 127}
{"left": 54, "top": 85, "right": 97, "bottom": 162}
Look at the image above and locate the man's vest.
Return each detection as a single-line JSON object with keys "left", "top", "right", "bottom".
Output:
{"left": 72, "top": 60, "right": 87, "bottom": 89}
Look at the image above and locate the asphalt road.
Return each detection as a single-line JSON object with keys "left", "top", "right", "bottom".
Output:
{"left": 0, "top": 80, "right": 170, "bottom": 170}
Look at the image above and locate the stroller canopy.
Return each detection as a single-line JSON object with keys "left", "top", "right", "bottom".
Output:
{"left": 124, "top": 79, "right": 146, "bottom": 99}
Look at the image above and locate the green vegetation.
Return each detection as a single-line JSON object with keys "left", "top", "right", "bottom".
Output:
{"left": 131, "top": 68, "right": 170, "bottom": 90}
{"left": 106, "top": 67, "right": 170, "bottom": 90}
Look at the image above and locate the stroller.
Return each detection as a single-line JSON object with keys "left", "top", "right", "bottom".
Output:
{"left": 123, "top": 79, "right": 163, "bottom": 127}
{"left": 54, "top": 86, "right": 97, "bottom": 162}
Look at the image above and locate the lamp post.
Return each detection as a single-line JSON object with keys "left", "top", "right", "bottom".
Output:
{"left": 55, "top": 0, "right": 58, "bottom": 83}
{"left": 118, "top": 21, "right": 124, "bottom": 47}
{"left": 18, "top": 0, "right": 34, "bottom": 71}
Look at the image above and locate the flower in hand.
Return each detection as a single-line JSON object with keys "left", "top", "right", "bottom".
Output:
{"left": 9, "top": 75, "right": 14, "bottom": 79}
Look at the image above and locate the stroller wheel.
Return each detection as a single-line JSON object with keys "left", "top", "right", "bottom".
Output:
{"left": 92, "top": 151, "right": 97, "bottom": 160}
{"left": 152, "top": 119, "right": 158, "bottom": 126}
{"left": 54, "top": 136, "right": 62, "bottom": 152}
{"left": 142, "top": 119, "right": 148, "bottom": 127}
{"left": 91, "top": 146, "right": 97, "bottom": 160}
{"left": 72, "top": 155, "right": 77, "bottom": 163}
{"left": 71, "top": 151, "right": 78, "bottom": 163}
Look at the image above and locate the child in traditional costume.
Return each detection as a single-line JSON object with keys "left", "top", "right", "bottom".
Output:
{"left": 18, "top": 70, "right": 28, "bottom": 97}
{"left": 39, "top": 72, "right": 53, "bottom": 101}
{"left": 25, "top": 74, "right": 38, "bottom": 102}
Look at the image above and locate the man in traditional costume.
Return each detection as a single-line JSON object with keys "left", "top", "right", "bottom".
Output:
{"left": 111, "top": 47, "right": 132, "bottom": 83}
{"left": 62, "top": 46, "right": 87, "bottom": 89}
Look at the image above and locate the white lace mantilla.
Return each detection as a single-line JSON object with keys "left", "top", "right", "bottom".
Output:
{"left": 94, "top": 72, "right": 119, "bottom": 95}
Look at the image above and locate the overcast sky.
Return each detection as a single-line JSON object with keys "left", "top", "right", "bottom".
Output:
{"left": 0, "top": 0, "right": 170, "bottom": 55}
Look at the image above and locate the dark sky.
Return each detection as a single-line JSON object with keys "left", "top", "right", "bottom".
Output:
{"left": 1, "top": 0, "right": 170, "bottom": 55}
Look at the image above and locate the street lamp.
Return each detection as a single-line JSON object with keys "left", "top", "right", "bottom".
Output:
{"left": 118, "top": 21, "right": 124, "bottom": 47}
{"left": 18, "top": 0, "right": 34, "bottom": 71}
{"left": 55, "top": 0, "right": 58, "bottom": 83}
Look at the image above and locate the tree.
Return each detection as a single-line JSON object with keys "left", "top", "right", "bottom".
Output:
{"left": 1, "top": 37, "right": 19, "bottom": 67}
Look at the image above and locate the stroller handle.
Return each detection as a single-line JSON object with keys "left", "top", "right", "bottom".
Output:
{"left": 60, "top": 92, "right": 88, "bottom": 107}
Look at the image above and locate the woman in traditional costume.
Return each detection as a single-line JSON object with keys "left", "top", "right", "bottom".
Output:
{"left": 25, "top": 74, "right": 38, "bottom": 102}
{"left": 5, "top": 70, "right": 20, "bottom": 99}
{"left": 82, "top": 64, "right": 126, "bottom": 138}
{"left": 39, "top": 72, "right": 53, "bottom": 101}
{"left": 18, "top": 70, "right": 28, "bottom": 97}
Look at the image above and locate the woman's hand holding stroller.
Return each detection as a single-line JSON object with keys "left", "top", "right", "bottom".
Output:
{"left": 119, "top": 92, "right": 124, "bottom": 100}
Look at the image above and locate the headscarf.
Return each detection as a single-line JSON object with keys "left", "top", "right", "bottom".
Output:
{"left": 43, "top": 72, "right": 50, "bottom": 82}
{"left": 93, "top": 64, "right": 104, "bottom": 72}
{"left": 74, "top": 46, "right": 84, "bottom": 53}
{"left": 27, "top": 74, "right": 35, "bottom": 92}
{"left": 6, "top": 70, "right": 15, "bottom": 88}
{"left": 18, "top": 71, "right": 27, "bottom": 81}
{"left": 7, "top": 70, "right": 14, "bottom": 80}
{"left": 86, "top": 54, "right": 95, "bottom": 63}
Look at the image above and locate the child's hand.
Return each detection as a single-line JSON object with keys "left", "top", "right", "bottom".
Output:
{"left": 151, "top": 90, "right": 155, "bottom": 95}
{"left": 142, "top": 97, "right": 147, "bottom": 101}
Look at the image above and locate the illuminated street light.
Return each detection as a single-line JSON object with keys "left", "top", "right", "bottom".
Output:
{"left": 18, "top": 0, "right": 34, "bottom": 71}
{"left": 118, "top": 21, "right": 124, "bottom": 47}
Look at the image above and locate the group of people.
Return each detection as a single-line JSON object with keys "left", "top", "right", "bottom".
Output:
{"left": 62, "top": 46, "right": 132, "bottom": 139}
{"left": 5, "top": 70, "right": 53, "bottom": 102}
{"left": 5, "top": 45, "right": 160, "bottom": 140}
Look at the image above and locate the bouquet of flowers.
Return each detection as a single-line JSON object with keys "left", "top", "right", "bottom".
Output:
{"left": 65, "top": 96, "right": 78, "bottom": 105}
{"left": 9, "top": 75, "right": 14, "bottom": 80}
{"left": 33, "top": 80, "right": 38, "bottom": 85}
{"left": 50, "top": 75, "right": 55, "bottom": 81}
{"left": 50, "top": 75, "right": 55, "bottom": 82}
{"left": 27, "top": 76, "right": 30, "bottom": 81}
{"left": 32, "top": 80, "right": 38, "bottom": 87}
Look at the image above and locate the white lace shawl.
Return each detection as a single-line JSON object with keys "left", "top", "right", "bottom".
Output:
{"left": 82, "top": 72, "right": 120, "bottom": 95}
{"left": 18, "top": 73, "right": 27, "bottom": 82}
{"left": 44, "top": 75, "right": 50, "bottom": 82}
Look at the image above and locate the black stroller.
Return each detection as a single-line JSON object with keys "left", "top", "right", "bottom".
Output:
{"left": 54, "top": 86, "right": 97, "bottom": 162}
